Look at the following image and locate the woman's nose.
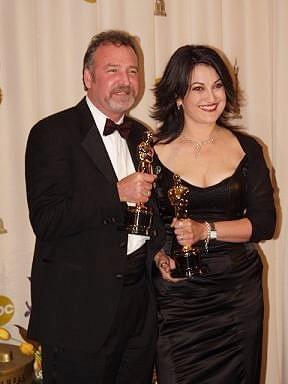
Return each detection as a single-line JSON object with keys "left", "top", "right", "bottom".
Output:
{"left": 206, "top": 89, "right": 217, "bottom": 102}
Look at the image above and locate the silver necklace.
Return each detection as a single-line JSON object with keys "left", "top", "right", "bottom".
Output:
{"left": 179, "top": 133, "right": 215, "bottom": 158}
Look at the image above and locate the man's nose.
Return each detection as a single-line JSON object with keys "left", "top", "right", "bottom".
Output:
{"left": 119, "top": 71, "right": 130, "bottom": 85}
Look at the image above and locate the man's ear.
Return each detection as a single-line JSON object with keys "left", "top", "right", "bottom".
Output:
{"left": 83, "top": 68, "right": 92, "bottom": 90}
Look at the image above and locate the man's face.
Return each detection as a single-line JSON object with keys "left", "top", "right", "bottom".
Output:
{"left": 84, "top": 43, "right": 139, "bottom": 121}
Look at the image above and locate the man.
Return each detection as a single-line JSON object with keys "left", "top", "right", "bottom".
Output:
{"left": 25, "top": 30, "right": 164, "bottom": 383}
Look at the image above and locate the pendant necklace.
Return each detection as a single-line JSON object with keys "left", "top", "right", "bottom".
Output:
{"left": 179, "top": 131, "right": 215, "bottom": 158}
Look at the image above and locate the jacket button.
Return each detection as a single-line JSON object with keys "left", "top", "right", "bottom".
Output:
{"left": 120, "top": 241, "right": 126, "bottom": 248}
{"left": 103, "top": 219, "right": 109, "bottom": 225}
{"left": 115, "top": 273, "right": 123, "bottom": 279}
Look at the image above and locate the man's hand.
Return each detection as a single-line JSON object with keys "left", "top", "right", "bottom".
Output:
{"left": 117, "top": 172, "right": 156, "bottom": 203}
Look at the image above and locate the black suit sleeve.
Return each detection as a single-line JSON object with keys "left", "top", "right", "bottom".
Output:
{"left": 242, "top": 136, "right": 276, "bottom": 242}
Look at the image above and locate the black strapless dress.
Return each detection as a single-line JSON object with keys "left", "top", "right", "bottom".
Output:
{"left": 153, "top": 154, "right": 264, "bottom": 384}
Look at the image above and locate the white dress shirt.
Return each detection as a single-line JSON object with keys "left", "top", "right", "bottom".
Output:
{"left": 86, "top": 97, "right": 147, "bottom": 254}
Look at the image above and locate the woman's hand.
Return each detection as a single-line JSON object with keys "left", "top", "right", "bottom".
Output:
{"left": 172, "top": 218, "right": 207, "bottom": 247}
{"left": 154, "top": 250, "right": 182, "bottom": 283}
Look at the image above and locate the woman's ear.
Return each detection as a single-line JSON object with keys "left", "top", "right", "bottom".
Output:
{"left": 176, "top": 100, "right": 182, "bottom": 110}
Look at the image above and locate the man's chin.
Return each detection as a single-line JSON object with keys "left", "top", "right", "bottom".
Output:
{"left": 108, "top": 100, "right": 135, "bottom": 113}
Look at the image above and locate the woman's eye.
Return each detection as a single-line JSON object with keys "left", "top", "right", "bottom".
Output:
{"left": 192, "top": 86, "right": 203, "bottom": 92}
{"left": 215, "top": 82, "right": 224, "bottom": 89}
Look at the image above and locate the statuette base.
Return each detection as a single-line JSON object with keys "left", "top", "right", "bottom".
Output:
{"left": 171, "top": 248, "right": 207, "bottom": 279}
{"left": 126, "top": 206, "right": 153, "bottom": 236}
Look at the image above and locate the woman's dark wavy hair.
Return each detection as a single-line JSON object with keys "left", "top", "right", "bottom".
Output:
{"left": 151, "top": 45, "right": 242, "bottom": 143}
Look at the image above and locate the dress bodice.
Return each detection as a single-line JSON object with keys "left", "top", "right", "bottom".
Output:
{"left": 153, "top": 153, "right": 248, "bottom": 225}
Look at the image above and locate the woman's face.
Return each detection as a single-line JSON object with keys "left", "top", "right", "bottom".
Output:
{"left": 180, "top": 64, "right": 226, "bottom": 127}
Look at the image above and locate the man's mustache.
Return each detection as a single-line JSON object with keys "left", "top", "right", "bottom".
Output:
{"left": 112, "top": 85, "right": 133, "bottom": 95}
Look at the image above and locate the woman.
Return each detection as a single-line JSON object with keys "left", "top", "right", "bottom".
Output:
{"left": 151, "top": 45, "right": 276, "bottom": 384}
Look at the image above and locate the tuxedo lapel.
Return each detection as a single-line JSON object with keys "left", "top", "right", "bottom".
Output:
{"left": 127, "top": 134, "right": 139, "bottom": 171}
{"left": 126, "top": 119, "right": 146, "bottom": 171}
{"left": 77, "top": 99, "right": 118, "bottom": 184}
{"left": 82, "top": 127, "right": 118, "bottom": 184}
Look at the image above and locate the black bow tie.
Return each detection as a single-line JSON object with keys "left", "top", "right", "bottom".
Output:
{"left": 103, "top": 118, "right": 131, "bottom": 139}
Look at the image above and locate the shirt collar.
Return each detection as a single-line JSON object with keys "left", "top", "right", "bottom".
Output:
{"left": 85, "top": 96, "right": 124, "bottom": 135}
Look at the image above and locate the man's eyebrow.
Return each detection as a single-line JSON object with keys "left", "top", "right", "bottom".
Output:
{"left": 103, "top": 64, "right": 138, "bottom": 69}
{"left": 104, "top": 63, "right": 120, "bottom": 68}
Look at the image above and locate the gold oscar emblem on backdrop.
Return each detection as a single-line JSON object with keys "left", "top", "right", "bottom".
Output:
{"left": 168, "top": 175, "right": 205, "bottom": 279}
{"left": 126, "top": 131, "right": 154, "bottom": 236}
{"left": 154, "top": 0, "right": 167, "bottom": 16}
{"left": 0, "top": 218, "right": 7, "bottom": 234}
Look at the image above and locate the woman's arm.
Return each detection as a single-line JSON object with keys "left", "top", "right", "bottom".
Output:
{"left": 174, "top": 135, "right": 276, "bottom": 247}
{"left": 173, "top": 217, "right": 252, "bottom": 247}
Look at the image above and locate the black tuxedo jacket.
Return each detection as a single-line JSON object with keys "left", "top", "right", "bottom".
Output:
{"left": 25, "top": 98, "right": 165, "bottom": 351}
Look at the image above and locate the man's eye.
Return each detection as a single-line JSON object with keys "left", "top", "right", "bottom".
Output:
{"left": 107, "top": 68, "right": 118, "bottom": 73}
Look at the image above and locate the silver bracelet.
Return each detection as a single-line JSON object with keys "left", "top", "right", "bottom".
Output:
{"left": 204, "top": 221, "right": 217, "bottom": 253}
{"left": 204, "top": 221, "right": 211, "bottom": 253}
{"left": 209, "top": 221, "right": 217, "bottom": 241}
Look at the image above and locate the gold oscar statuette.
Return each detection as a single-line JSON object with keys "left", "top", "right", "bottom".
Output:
{"left": 168, "top": 174, "right": 205, "bottom": 279}
{"left": 0, "top": 344, "right": 34, "bottom": 383}
{"left": 126, "top": 131, "right": 154, "bottom": 236}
